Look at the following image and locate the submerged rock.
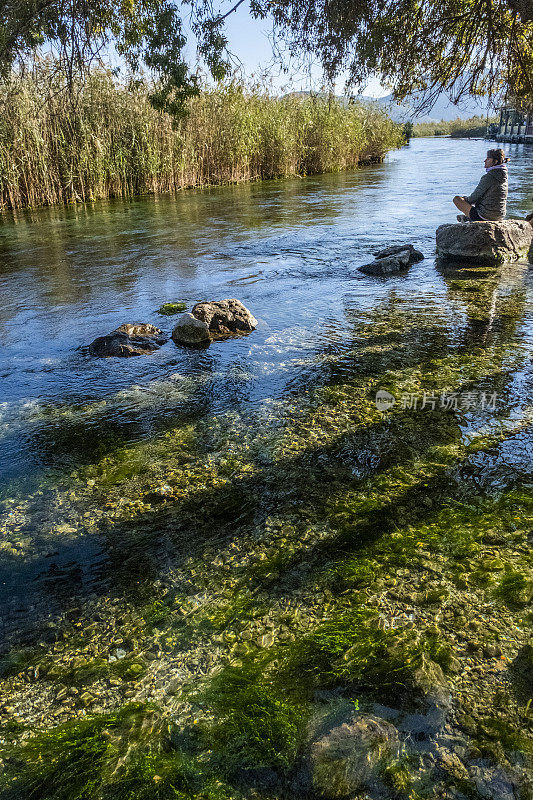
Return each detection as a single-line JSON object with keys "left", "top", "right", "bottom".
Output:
{"left": 310, "top": 714, "right": 400, "bottom": 797}
{"left": 410, "top": 656, "right": 450, "bottom": 705}
{"left": 191, "top": 299, "right": 258, "bottom": 337}
{"left": 470, "top": 764, "right": 521, "bottom": 800}
{"left": 171, "top": 312, "right": 211, "bottom": 346}
{"left": 436, "top": 220, "right": 533, "bottom": 265}
{"left": 89, "top": 323, "right": 167, "bottom": 357}
{"left": 510, "top": 643, "right": 533, "bottom": 693}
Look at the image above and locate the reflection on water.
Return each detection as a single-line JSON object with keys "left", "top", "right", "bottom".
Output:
{"left": 0, "top": 137, "right": 532, "bottom": 641}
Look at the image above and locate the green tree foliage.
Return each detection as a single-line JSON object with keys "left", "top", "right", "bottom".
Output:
{"left": 243, "top": 0, "right": 533, "bottom": 107}
{"left": 0, "top": 0, "right": 532, "bottom": 115}
{"left": 0, "top": 0, "right": 204, "bottom": 115}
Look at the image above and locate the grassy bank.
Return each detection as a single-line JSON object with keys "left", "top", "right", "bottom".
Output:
{"left": 412, "top": 115, "right": 497, "bottom": 138}
{"left": 0, "top": 67, "right": 403, "bottom": 211}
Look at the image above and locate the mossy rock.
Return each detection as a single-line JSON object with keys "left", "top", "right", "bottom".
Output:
{"left": 495, "top": 570, "right": 533, "bottom": 607}
{"left": 156, "top": 302, "right": 187, "bottom": 315}
{"left": 382, "top": 760, "right": 412, "bottom": 793}
{"left": 310, "top": 714, "right": 400, "bottom": 798}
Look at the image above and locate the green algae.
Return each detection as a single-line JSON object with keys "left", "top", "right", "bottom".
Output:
{"left": 1, "top": 703, "right": 242, "bottom": 800}
{"left": 55, "top": 656, "right": 147, "bottom": 686}
{"left": 477, "top": 718, "right": 533, "bottom": 756}
{"left": 382, "top": 760, "right": 412, "bottom": 794}
{"left": 99, "top": 752, "right": 241, "bottom": 800}
{"left": 495, "top": 569, "right": 533, "bottom": 608}
{"left": 156, "top": 302, "right": 187, "bottom": 315}
{"left": 201, "top": 667, "right": 305, "bottom": 773}
{"left": 2, "top": 703, "right": 153, "bottom": 800}
{"left": 0, "top": 647, "right": 41, "bottom": 679}
{"left": 280, "top": 609, "right": 452, "bottom": 702}
{"left": 2, "top": 279, "right": 533, "bottom": 797}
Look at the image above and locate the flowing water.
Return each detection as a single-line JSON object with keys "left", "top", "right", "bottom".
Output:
{"left": 1, "top": 139, "right": 533, "bottom": 797}
{"left": 0, "top": 136, "right": 532, "bottom": 636}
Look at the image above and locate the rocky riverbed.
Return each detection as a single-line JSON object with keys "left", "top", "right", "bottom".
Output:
{"left": 0, "top": 265, "right": 532, "bottom": 800}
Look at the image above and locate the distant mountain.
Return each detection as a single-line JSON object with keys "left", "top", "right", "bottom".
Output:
{"left": 365, "top": 92, "right": 489, "bottom": 123}
{"left": 284, "top": 89, "right": 490, "bottom": 123}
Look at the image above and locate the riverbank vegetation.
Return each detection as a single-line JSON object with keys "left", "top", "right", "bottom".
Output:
{"left": 0, "top": 66, "right": 404, "bottom": 211}
{"left": 412, "top": 116, "right": 498, "bottom": 138}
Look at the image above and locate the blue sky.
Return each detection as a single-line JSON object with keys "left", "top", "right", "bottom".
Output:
{"left": 180, "top": 0, "right": 388, "bottom": 97}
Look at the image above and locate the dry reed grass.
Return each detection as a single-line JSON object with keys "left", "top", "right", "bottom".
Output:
{"left": 0, "top": 67, "right": 404, "bottom": 210}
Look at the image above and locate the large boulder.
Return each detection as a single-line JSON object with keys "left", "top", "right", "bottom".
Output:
{"left": 310, "top": 715, "right": 400, "bottom": 798}
{"left": 436, "top": 220, "right": 533, "bottom": 265}
{"left": 89, "top": 323, "right": 167, "bottom": 357}
{"left": 191, "top": 299, "right": 258, "bottom": 337}
{"left": 171, "top": 312, "right": 211, "bottom": 346}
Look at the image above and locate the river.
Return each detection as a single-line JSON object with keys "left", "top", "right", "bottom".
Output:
{"left": 0, "top": 136, "right": 532, "bottom": 798}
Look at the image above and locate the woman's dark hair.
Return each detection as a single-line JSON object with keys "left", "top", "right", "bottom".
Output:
{"left": 487, "top": 148, "right": 510, "bottom": 164}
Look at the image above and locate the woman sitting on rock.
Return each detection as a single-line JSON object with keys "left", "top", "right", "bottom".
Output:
{"left": 453, "top": 148, "right": 509, "bottom": 222}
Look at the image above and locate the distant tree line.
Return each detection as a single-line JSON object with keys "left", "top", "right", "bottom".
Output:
{"left": 411, "top": 116, "right": 499, "bottom": 138}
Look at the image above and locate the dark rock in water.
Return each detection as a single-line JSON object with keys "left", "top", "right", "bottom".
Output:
{"left": 510, "top": 643, "right": 533, "bottom": 693}
{"left": 171, "top": 312, "right": 212, "bottom": 346}
{"left": 235, "top": 767, "right": 280, "bottom": 790}
{"left": 470, "top": 765, "right": 523, "bottom": 800}
{"left": 89, "top": 333, "right": 153, "bottom": 357}
{"left": 436, "top": 220, "right": 533, "bottom": 265}
{"left": 89, "top": 323, "right": 167, "bottom": 357}
{"left": 359, "top": 244, "right": 424, "bottom": 276}
{"left": 191, "top": 299, "right": 258, "bottom": 337}
{"left": 310, "top": 714, "right": 400, "bottom": 797}
{"left": 407, "top": 249, "right": 425, "bottom": 264}
{"left": 359, "top": 250, "right": 411, "bottom": 276}
{"left": 373, "top": 243, "right": 425, "bottom": 263}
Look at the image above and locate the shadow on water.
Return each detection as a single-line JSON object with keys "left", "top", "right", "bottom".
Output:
{"left": 0, "top": 348, "right": 260, "bottom": 486}
{"left": 1, "top": 264, "right": 531, "bottom": 647}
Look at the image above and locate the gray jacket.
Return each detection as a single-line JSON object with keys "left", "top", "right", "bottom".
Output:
{"left": 465, "top": 165, "right": 508, "bottom": 221}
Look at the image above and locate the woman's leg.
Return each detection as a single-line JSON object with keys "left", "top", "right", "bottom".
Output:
{"left": 453, "top": 195, "right": 473, "bottom": 216}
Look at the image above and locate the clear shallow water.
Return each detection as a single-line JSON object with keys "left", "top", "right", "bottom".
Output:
{"left": 0, "top": 136, "right": 532, "bottom": 637}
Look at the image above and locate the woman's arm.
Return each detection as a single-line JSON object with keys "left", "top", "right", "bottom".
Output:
{"left": 465, "top": 173, "right": 491, "bottom": 205}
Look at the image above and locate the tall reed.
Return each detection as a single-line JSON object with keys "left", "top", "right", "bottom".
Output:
{"left": 0, "top": 67, "right": 404, "bottom": 211}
